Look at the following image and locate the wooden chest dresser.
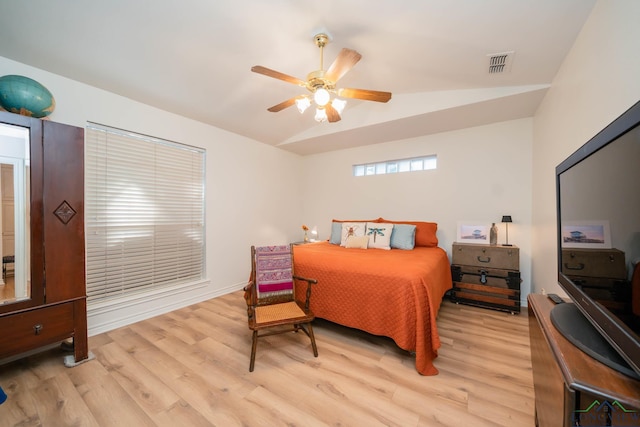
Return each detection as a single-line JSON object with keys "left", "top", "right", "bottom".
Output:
{"left": 450, "top": 242, "right": 521, "bottom": 313}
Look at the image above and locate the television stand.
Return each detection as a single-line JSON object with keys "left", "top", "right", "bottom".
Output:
{"left": 528, "top": 294, "right": 640, "bottom": 427}
{"left": 550, "top": 302, "right": 639, "bottom": 380}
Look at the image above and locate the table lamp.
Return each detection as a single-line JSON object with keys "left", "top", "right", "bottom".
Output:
{"left": 502, "top": 215, "right": 513, "bottom": 246}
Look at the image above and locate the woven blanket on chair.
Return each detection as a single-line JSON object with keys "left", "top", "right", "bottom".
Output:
{"left": 255, "top": 245, "right": 293, "bottom": 299}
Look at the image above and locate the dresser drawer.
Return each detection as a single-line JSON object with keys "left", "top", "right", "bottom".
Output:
{"left": 452, "top": 243, "right": 519, "bottom": 270}
{"left": 0, "top": 302, "right": 75, "bottom": 359}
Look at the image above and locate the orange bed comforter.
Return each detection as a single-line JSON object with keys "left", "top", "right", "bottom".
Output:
{"left": 293, "top": 241, "right": 452, "bottom": 375}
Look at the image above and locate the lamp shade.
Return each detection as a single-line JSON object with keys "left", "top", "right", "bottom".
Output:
{"left": 314, "top": 88, "right": 330, "bottom": 106}
{"left": 332, "top": 98, "right": 346, "bottom": 114}
{"left": 501, "top": 215, "right": 513, "bottom": 246}
{"left": 295, "top": 96, "right": 311, "bottom": 113}
{"left": 314, "top": 108, "right": 327, "bottom": 122}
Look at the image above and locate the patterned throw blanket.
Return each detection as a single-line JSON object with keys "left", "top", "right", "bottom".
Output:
{"left": 255, "top": 245, "right": 294, "bottom": 299}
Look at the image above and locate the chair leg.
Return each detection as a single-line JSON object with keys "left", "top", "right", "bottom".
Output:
{"left": 249, "top": 330, "right": 258, "bottom": 372}
{"left": 307, "top": 322, "right": 318, "bottom": 357}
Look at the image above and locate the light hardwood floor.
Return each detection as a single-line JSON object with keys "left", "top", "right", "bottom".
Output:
{"left": 0, "top": 291, "right": 535, "bottom": 426}
{"left": 0, "top": 276, "right": 15, "bottom": 301}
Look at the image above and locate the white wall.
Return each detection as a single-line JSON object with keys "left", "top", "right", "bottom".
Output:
{"left": 531, "top": 0, "right": 640, "bottom": 295}
{"left": 301, "top": 118, "right": 534, "bottom": 304}
{"left": 0, "top": 56, "right": 303, "bottom": 335}
{"left": 4, "top": 0, "right": 637, "bottom": 330}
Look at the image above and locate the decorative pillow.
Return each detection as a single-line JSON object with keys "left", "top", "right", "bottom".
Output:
{"left": 365, "top": 222, "right": 394, "bottom": 250}
{"left": 344, "top": 235, "right": 369, "bottom": 249}
{"left": 390, "top": 224, "right": 416, "bottom": 250}
{"left": 329, "top": 221, "right": 343, "bottom": 244}
{"left": 378, "top": 218, "right": 438, "bottom": 247}
{"left": 330, "top": 218, "right": 380, "bottom": 245}
{"left": 340, "top": 222, "right": 366, "bottom": 246}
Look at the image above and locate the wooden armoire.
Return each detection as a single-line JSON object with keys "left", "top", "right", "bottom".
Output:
{"left": 0, "top": 111, "right": 87, "bottom": 365}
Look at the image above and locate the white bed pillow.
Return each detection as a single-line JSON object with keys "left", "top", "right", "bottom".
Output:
{"left": 340, "top": 222, "right": 366, "bottom": 246}
{"left": 365, "top": 222, "right": 394, "bottom": 250}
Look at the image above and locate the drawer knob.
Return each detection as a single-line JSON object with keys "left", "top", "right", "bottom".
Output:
{"left": 33, "top": 324, "right": 43, "bottom": 335}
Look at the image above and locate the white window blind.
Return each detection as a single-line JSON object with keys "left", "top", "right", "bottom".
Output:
{"left": 85, "top": 123, "right": 205, "bottom": 303}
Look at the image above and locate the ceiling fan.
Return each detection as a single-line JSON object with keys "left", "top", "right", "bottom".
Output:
{"left": 251, "top": 33, "right": 392, "bottom": 123}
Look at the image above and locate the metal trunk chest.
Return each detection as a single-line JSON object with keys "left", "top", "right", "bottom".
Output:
{"left": 450, "top": 243, "right": 521, "bottom": 314}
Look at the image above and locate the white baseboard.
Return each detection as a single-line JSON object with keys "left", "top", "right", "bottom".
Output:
{"left": 87, "top": 280, "right": 245, "bottom": 336}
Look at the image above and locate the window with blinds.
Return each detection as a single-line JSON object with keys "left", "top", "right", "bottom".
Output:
{"left": 85, "top": 123, "right": 205, "bottom": 303}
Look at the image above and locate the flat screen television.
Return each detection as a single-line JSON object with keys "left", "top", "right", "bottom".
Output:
{"left": 555, "top": 100, "right": 640, "bottom": 379}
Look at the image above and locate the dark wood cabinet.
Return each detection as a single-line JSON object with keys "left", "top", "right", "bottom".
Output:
{"left": 0, "top": 111, "right": 87, "bottom": 365}
{"left": 528, "top": 294, "right": 640, "bottom": 426}
{"left": 450, "top": 242, "right": 521, "bottom": 313}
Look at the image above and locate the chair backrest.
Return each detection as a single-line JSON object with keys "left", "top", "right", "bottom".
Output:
{"left": 252, "top": 245, "right": 295, "bottom": 305}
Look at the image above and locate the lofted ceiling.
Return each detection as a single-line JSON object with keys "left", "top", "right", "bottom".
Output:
{"left": 0, "top": 0, "right": 596, "bottom": 155}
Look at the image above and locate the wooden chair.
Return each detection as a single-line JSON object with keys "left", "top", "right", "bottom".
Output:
{"left": 2, "top": 255, "right": 14, "bottom": 279}
{"left": 243, "top": 244, "right": 318, "bottom": 372}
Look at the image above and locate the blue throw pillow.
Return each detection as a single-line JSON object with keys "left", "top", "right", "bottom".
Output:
{"left": 329, "top": 221, "right": 342, "bottom": 244}
{"left": 390, "top": 224, "right": 416, "bottom": 250}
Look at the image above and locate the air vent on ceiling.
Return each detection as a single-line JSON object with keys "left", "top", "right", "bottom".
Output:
{"left": 487, "top": 51, "right": 514, "bottom": 74}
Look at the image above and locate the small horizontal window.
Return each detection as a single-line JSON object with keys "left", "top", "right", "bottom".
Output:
{"left": 353, "top": 155, "right": 437, "bottom": 177}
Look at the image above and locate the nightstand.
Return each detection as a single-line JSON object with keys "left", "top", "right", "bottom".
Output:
{"left": 450, "top": 242, "right": 521, "bottom": 314}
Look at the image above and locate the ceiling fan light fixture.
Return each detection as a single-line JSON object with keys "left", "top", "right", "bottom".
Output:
{"left": 314, "top": 88, "right": 330, "bottom": 107}
{"left": 251, "top": 32, "right": 391, "bottom": 123}
{"left": 314, "top": 107, "right": 327, "bottom": 122}
{"left": 332, "top": 98, "right": 346, "bottom": 115}
{"left": 295, "top": 96, "right": 311, "bottom": 114}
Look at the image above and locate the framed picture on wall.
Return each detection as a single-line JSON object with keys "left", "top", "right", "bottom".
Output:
{"left": 561, "top": 220, "right": 612, "bottom": 249}
{"left": 456, "top": 221, "right": 490, "bottom": 244}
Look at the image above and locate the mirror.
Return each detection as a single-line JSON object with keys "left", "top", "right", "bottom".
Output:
{"left": 0, "top": 123, "right": 30, "bottom": 304}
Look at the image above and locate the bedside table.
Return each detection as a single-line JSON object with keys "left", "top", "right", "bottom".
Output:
{"left": 292, "top": 240, "right": 323, "bottom": 246}
{"left": 450, "top": 242, "right": 521, "bottom": 314}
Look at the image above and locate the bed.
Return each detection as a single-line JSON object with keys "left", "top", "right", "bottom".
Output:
{"left": 292, "top": 219, "right": 452, "bottom": 375}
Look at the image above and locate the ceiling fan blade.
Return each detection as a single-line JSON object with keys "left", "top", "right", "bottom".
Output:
{"left": 251, "top": 66, "right": 306, "bottom": 86}
{"left": 325, "top": 48, "right": 362, "bottom": 83}
{"left": 267, "top": 97, "right": 297, "bottom": 112}
{"left": 337, "top": 87, "right": 392, "bottom": 103}
{"left": 325, "top": 103, "right": 341, "bottom": 123}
